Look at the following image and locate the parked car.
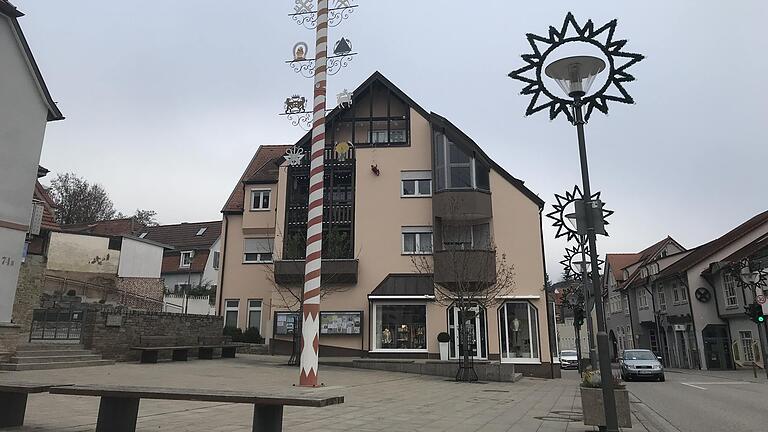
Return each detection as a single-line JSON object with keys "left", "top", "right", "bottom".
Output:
{"left": 619, "top": 349, "right": 665, "bottom": 382}
{"left": 559, "top": 350, "right": 579, "bottom": 370}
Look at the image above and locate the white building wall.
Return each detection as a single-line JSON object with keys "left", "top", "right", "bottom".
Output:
{"left": 117, "top": 238, "right": 163, "bottom": 278}
{"left": 201, "top": 237, "right": 220, "bottom": 287}
{"left": 163, "top": 295, "right": 214, "bottom": 315}
{"left": 0, "top": 16, "right": 52, "bottom": 322}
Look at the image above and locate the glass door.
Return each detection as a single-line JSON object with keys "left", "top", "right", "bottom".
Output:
{"left": 448, "top": 306, "right": 487, "bottom": 360}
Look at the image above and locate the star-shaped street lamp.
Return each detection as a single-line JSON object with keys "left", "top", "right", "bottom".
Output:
{"left": 508, "top": 12, "right": 644, "bottom": 432}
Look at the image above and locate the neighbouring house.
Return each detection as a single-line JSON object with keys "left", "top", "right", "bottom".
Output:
{"left": 216, "top": 72, "right": 557, "bottom": 377}
{"left": 603, "top": 210, "right": 768, "bottom": 370}
{"left": 0, "top": 0, "right": 64, "bottom": 352}
{"left": 141, "top": 221, "right": 221, "bottom": 303}
{"left": 603, "top": 237, "right": 687, "bottom": 363}
{"left": 62, "top": 217, "right": 146, "bottom": 237}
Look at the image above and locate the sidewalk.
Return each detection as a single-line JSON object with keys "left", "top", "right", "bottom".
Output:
{"left": 0, "top": 354, "right": 655, "bottom": 431}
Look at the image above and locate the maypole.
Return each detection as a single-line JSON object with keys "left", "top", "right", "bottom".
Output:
{"left": 298, "top": 0, "right": 328, "bottom": 387}
{"left": 281, "top": 0, "right": 359, "bottom": 387}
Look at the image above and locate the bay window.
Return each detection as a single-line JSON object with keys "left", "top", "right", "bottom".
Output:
{"left": 433, "top": 131, "right": 491, "bottom": 192}
{"left": 442, "top": 223, "right": 490, "bottom": 250}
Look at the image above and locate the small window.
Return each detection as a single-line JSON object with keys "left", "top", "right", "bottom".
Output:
{"left": 180, "top": 251, "right": 193, "bottom": 268}
{"left": 657, "top": 287, "right": 666, "bottom": 312}
{"left": 212, "top": 251, "right": 220, "bottom": 270}
{"left": 196, "top": 227, "right": 207, "bottom": 236}
{"left": 401, "top": 171, "right": 432, "bottom": 197}
{"left": 250, "top": 189, "right": 271, "bottom": 211}
{"left": 672, "top": 286, "right": 680, "bottom": 303}
{"left": 138, "top": 232, "right": 147, "bottom": 239}
{"left": 402, "top": 227, "right": 433, "bottom": 254}
{"left": 244, "top": 238, "right": 274, "bottom": 263}
{"left": 723, "top": 273, "right": 738, "bottom": 307}
{"left": 680, "top": 286, "right": 688, "bottom": 302}
{"left": 224, "top": 299, "right": 239, "bottom": 328}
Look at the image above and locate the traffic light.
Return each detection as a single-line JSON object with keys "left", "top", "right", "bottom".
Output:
{"left": 745, "top": 303, "right": 766, "bottom": 324}
{"left": 574, "top": 307, "right": 585, "bottom": 327}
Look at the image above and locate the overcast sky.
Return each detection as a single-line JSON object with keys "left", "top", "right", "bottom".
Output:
{"left": 16, "top": 0, "right": 767, "bottom": 279}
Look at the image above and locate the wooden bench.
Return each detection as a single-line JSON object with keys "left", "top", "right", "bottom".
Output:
{"left": 0, "top": 382, "right": 60, "bottom": 427}
{"left": 131, "top": 336, "right": 243, "bottom": 363}
{"left": 49, "top": 384, "right": 343, "bottom": 432}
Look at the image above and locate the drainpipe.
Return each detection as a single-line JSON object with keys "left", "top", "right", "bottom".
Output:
{"left": 216, "top": 215, "right": 229, "bottom": 317}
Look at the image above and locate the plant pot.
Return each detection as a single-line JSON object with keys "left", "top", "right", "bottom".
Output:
{"left": 439, "top": 341, "right": 449, "bottom": 361}
{"left": 579, "top": 387, "right": 632, "bottom": 428}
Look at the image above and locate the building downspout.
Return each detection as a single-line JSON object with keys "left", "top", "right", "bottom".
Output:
{"left": 538, "top": 209, "right": 556, "bottom": 378}
{"left": 216, "top": 215, "right": 229, "bottom": 317}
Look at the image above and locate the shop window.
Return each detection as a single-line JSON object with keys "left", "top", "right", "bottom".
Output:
{"left": 499, "top": 302, "right": 539, "bottom": 360}
{"left": 373, "top": 304, "right": 427, "bottom": 350}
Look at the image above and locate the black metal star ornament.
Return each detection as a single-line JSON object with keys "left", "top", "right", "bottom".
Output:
{"left": 560, "top": 241, "right": 604, "bottom": 281}
{"left": 508, "top": 12, "right": 644, "bottom": 123}
{"left": 546, "top": 185, "right": 614, "bottom": 242}
{"left": 730, "top": 259, "right": 768, "bottom": 291}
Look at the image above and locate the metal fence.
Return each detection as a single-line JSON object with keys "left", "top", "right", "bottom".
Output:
{"left": 28, "top": 307, "right": 85, "bottom": 342}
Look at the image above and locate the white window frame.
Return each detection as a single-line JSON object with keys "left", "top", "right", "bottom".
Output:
{"left": 243, "top": 237, "right": 274, "bottom": 263}
{"left": 250, "top": 189, "right": 271, "bottom": 211}
{"left": 224, "top": 299, "right": 239, "bottom": 328}
{"left": 370, "top": 302, "right": 428, "bottom": 353}
{"left": 401, "top": 226, "right": 433, "bottom": 255}
{"left": 672, "top": 283, "right": 680, "bottom": 304}
{"left": 680, "top": 285, "right": 688, "bottom": 303}
{"left": 400, "top": 171, "right": 432, "bottom": 198}
{"left": 498, "top": 301, "right": 541, "bottom": 364}
{"left": 638, "top": 289, "right": 649, "bottom": 309}
{"left": 657, "top": 286, "right": 666, "bottom": 312}
{"left": 723, "top": 273, "right": 738, "bottom": 307}
{"left": 180, "top": 251, "right": 193, "bottom": 268}
{"left": 247, "top": 299, "right": 263, "bottom": 330}
{"left": 196, "top": 227, "right": 207, "bottom": 236}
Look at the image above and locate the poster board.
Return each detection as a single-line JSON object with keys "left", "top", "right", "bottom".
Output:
{"left": 320, "top": 311, "right": 362, "bottom": 335}
{"left": 274, "top": 312, "right": 300, "bottom": 335}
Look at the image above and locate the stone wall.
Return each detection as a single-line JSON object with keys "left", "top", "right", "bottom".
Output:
{"left": 0, "top": 323, "right": 21, "bottom": 357}
{"left": 12, "top": 255, "right": 47, "bottom": 329}
{"left": 114, "top": 277, "right": 164, "bottom": 311}
{"left": 80, "top": 304, "right": 224, "bottom": 361}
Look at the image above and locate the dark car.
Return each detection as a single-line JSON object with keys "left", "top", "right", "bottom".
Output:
{"left": 619, "top": 349, "right": 665, "bottom": 382}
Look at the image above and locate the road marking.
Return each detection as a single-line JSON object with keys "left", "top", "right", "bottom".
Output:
{"left": 685, "top": 382, "right": 749, "bottom": 385}
{"left": 681, "top": 383, "right": 707, "bottom": 390}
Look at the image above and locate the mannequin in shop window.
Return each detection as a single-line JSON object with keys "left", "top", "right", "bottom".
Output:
{"left": 382, "top": 328, "right": 392, "bottom": 347}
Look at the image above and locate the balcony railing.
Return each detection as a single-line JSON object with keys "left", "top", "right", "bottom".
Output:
{"left": 274, "top": 259, "right": 358, "bottom": 284}
{"left": 433, "top": 249, "right": 496, "bottom": 286}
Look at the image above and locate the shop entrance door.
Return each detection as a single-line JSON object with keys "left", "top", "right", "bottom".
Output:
{"left": 448, "top": 306, "right": 487, "bottom": 360}
{"left": 703, "top": 325, "right": 733, "bottom": 370}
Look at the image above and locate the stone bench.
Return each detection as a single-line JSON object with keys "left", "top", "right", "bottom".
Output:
{"left": 0, "top": 382, "right": 60, "bottom": 427}
{"left": 130, "top": 336, "right": 243, "bottom": 363}
{"left": 49, "top": 384, "right": 344, "bottom": 432}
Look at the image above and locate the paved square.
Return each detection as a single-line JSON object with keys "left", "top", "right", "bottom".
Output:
{"left": 0, "top": 355, "right": 648, "bottom": 431}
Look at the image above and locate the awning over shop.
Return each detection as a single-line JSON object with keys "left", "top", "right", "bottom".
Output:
{"left": 368, "top": 274, "right": 435, "bottom": 299}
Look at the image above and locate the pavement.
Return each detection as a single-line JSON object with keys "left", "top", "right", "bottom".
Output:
{"left": 0, "top": 354, "right": 656, "bottom": 432}
{"left": 623, "top": 367, "right": 768, "bottom": 432}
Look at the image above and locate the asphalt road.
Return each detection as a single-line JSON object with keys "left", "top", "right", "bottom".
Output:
{"left": 624, "top": 369, "right": 768, "bottom": 432}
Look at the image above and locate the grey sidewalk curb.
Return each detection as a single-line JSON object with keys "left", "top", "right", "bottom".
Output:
{"left": 629, "top": 392, "right": 680, "bottom": 432}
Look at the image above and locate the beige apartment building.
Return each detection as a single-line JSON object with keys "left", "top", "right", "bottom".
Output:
{"left": 216, "top": 72, "right": 556, "bottom": 377}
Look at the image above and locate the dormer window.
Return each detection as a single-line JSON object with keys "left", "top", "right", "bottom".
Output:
{"left": 180, "top": 251, "right": 193, "bottom": 268}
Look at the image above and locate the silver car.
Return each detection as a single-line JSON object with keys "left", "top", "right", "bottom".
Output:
{"left": 619, "top": 349, "right": 665, "bottom": 382}
{"left": 559, "top": 350, "right": 579, "bottom": 370}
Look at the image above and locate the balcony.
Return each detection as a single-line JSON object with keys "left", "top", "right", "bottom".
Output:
{"left": 274, "top": 259, "right": 358, "bottom": 285}
{"left": 433, "top": 190, "right": 492, "bottom": 220}
{"left": 433, "top": 249, "right": 496, "bottom": 286}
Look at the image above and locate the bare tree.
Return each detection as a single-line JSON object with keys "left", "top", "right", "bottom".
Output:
{"left": 412, "top": 225, "right": 516, "bottom": 382}
{"left": 50, "top": 172, "right": 116, "bottom": 224}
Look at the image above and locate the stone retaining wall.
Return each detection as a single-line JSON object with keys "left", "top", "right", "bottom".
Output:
{"left": 80, "top": 304, "right": 224, "bottom": 361}
{"left": 321, "top": 359, "right": 522, "bottom": 382}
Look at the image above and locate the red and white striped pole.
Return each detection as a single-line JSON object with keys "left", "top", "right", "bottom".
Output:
{"left": 299, "top": 0, "right": 328, "bottom": 387}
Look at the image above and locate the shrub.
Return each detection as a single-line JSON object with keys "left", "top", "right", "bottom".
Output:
{"left": 223, "top": 326, "right": 243, "bottom": 341}
{"left": 437, "top": 332, "right": 451, "bottom": 343}
{"left": 581, "top": 370, "right": 625, "bottom": 389}
{"left": 242, "top": 327, "right": 265, "bottom": 344}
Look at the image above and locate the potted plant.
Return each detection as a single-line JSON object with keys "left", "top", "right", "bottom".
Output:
{"left": 437, "top": 332, "right": 451, "bottom": 361}
{"left": 579, "top": 370, "right": 632, "bottom": 428}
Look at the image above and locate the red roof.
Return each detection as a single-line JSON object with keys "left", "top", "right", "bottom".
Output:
{"left": 143, "top": 221, "right": 221, "bottom": 250}
{"left": 605, "top": 253, "right": 640, "bottom": 281}
{"left": 33, "top": 181, "right": 59, "bottom": 231}
{"left": 62, "top": 217, "right": 145, "bottom": 236}
{"left": 659, "top": 210, "right": 768, "bottom": 279}
{"left": 222, "top": 145, "right": 290, "bottom": 213}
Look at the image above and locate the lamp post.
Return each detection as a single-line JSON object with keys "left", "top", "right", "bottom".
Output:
{"left": 509, "top": 13, "right": 644, "bottom": 432}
